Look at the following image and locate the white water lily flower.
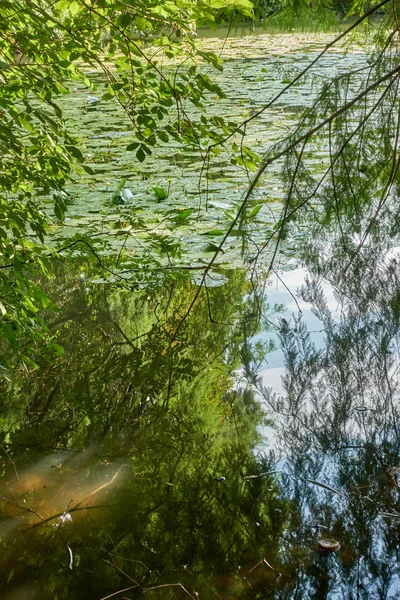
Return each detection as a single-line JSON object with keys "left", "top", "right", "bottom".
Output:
{"left": 120, "top": 187, "right": 134, "bottom": 202}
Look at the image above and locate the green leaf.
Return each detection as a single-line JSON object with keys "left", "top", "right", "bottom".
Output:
{"left": 172, "top": 208, "right": 194, "bottom": 221}
{"left": 153, "top": 187, "right": 168, "bottom": 200}
{"left": 55, "top": 0, "right": 70, "bottom": 10}
{"left": 250, "top": 204, "right": 263, "bottom": 218}
{"left": 128, "top": 43, "right": 143, "bottom": 58}
{"left": 48, "top": 343, "right": 64, "bottom": 357}
{"left": 24, "top": 297, "right": 39, "bottom": 313}
{"left": 136, "top": 147, "right": 146, "bottom": 162}
{"left": 198, "top": 51, "right": 223, "bottom": 72}
{"left": 69, "top": 1, "right": 81, "bottom": 15}
{"left": 66, "top": 145, "right": 84, "bottom": 162}
{"left": 201, "top": 229, "right": 225, "bottom": 236}
{"left": 157, "top": 131, "right": 169, "bottom": 143}
{"left": 82, "top": 165, "right": 95, "bottom": 175}
{"left": 205, "top": 242, "right": 224, "bottom": 253}
{"left": 154, "top": 35, "right": 170, "bottom": 46}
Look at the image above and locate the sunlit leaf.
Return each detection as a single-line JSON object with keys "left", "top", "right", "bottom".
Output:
{"left": 153, "top": 187, "right": 168, "bottom": 200}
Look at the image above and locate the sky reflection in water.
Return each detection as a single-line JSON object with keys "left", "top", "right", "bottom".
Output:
{"left": 1, "top": 32, "right": 400, "bottom": 600}
{"left": 1, "top": 251, "right": 400, "bottom": 599}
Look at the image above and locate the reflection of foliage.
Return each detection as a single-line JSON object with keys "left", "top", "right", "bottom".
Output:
{"left": 2, "top": 265, "right": 257, "bottom": 444}
{"left": 0, "top": 265, "right": 288, "bottom": 599}
{"left": 243, "top": 243, "right": 400, "bottom": 598}
{"left": 213, "top": 4, "right": 399, "bottom": 286}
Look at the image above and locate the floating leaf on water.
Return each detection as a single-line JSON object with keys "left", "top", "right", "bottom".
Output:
{"left": 172, "top": 208, "right": 194, "bottom": 222}
{"left": 208, "top": 200, "right": 231, "bottom": 210}
{"left": 201, "top": 229, "right": 225, "bottom": 236}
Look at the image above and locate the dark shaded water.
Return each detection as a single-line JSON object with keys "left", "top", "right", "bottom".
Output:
{"left": 2, "top": 246, "right": 400, "bottom": 599}
{"left": 2, "top": 33, "right": 400, "bottom": 600}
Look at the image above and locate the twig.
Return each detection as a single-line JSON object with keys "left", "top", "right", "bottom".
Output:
{"left": 142, "top": 583, "right": 196, "bottom": 599}
{"left": 103, "top": 550, "right": 151, "bottom": 573}
{"left": 74, "top": 465, "right": 123, "bottom": 509}
{"left": 99, "top": 585, "right": 139, "bottom": 600}
{"left": 271, "top": 268, "right": 302, "bottom": 314}
{"left": 0, "top": 493, "right": 44, "bottom": 522}
{"left": 0, "top": 443, "right": 26, "bottom": 501}
{"left": 103, "top": 559, "right": 142, "bottom": 588}
{"left": 247, "top": 558, "right": 281, "bottom": 578}
{"left": 28, "top": 504, "right": 110, "bottom": 530}
{"left": 174, "top": 62, "right": 400, "bottom": 338}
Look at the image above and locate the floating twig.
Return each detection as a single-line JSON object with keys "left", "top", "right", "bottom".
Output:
{"left": 307, "top": 479, "right": 344, "bottom": 497}
{"left": 247, "top": 558, "right": 281, "bottom": 578}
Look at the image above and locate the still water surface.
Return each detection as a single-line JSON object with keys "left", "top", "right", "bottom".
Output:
{"left": 1, "top": 32, "right": 400, "bottom": 600}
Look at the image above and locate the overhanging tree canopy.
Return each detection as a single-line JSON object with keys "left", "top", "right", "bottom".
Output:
{"left": 1, "top": 0, "right": 400, "bottom": 371}
{"left": 0, "top": 0, "right": 254, "bottom": 368}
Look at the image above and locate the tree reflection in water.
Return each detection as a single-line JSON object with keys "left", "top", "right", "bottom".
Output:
{"left": 246, "top": 247, "right": 400, "bottom": 599}
{"left": 0, "top": 265, "right": 287, "bottom": 600}
{"left": 3, "top": 249, "right": 400, "bottom": 598}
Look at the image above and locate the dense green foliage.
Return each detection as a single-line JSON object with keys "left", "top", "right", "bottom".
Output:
{"left": 0, "top": 0, "right": 257, "bottom": 370}
{"left": 1, "top": 0, "right": 397, "bottom": 371}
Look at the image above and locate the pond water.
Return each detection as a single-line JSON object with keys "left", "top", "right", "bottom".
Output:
{"left": 47, "top": 31, "right": 364, "bottom": 271}
{"left": 2, "top": 31, "right": 400, "bottom": 600}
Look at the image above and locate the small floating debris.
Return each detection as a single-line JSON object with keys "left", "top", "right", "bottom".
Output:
{"left": 59, "top": 511, "right": 73, "bottom": 526}
{"left": 67, "top": 544, "right": 74, "bottom": 570}
{"left": 354, "top": 405, "right": 371, "bottom": 412}
{"left": 86, "top": 95, "right": 100, "bottom": 105}
{"left": 318, "top": 539, "right": 340, "bottom": 553}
